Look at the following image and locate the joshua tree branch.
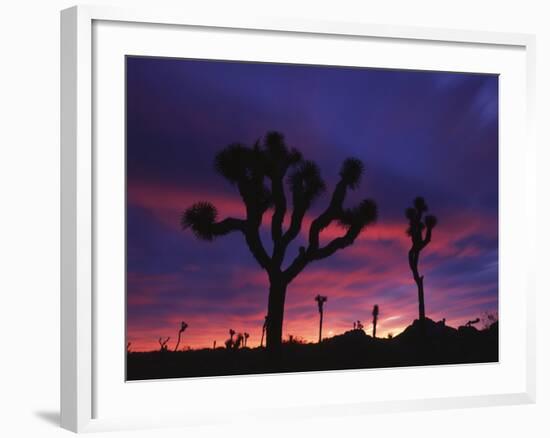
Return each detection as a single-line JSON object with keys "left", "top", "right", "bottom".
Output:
{"left": 308, "top": 180, "right": 347, "bottom": 251}
{"left": 244, "top": 224, "right": 271, "bottom": 271}
{"left": 283, "top": 179, "right": 373, "bottom": 283}
{"left": 284, "top": 223, "right": 362, "bottom": 282}
{"left": 282, "top": 204, "right": 306, "bottom": 245}
{"left": 277, "top": 192, "right": 310, "bottom": 263}
{"left": 421, "top": 226, "right": 433, "bottom": 249}
{"left": 283, "top": 246, "right": 308, "bottom": 282}
{"left": 212, "top": 217, "right": 247, "bottom": 236}
{"left": 271, "top": 174, "right": 287, "bottom": 244}
{"left": 182, "top": 201, "right": 247, "bottom": 240}
{"left": 270, "top": 174, "right": 288, "bottom": 266}
{"left": 282, "top": 160, "right": 326, "bottom": 250}
{"left": 234, "top": 182, "right": 272, "bottom": 271}
{"left": 311, "top": 225, "right": 361, "bottom": 261}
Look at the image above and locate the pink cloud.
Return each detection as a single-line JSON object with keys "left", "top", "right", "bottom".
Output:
{"left": 126, "top": 183, "right": 497, "bottom": 351}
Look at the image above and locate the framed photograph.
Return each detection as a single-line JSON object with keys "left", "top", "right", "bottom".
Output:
{"left": 61, "top": 5, "right": 536, "bottom": 433}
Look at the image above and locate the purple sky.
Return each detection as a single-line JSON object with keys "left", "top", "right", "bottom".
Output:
{"left": 126, "top": 56, "right": 498, "bottom": 351}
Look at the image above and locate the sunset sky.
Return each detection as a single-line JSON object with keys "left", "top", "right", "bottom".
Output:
{"left": 126, "top": 56, "right": 498, "bottom": 351}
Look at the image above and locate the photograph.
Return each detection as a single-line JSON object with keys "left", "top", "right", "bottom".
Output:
{"left": 125, "top": 56, "right": 499, "bottom": 381}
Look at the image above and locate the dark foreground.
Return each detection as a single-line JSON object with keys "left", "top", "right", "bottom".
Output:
{"left": 127, "top": 319, "right": 498, "bottom": 381}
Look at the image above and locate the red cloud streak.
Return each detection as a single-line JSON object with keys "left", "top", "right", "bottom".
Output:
{"left": 127, "top": 183, "right": 497, "bottom": 351}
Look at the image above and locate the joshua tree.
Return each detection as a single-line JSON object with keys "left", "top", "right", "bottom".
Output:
{"left": 405, "top": 197, "right": 438, "bottom": 323}
{"left": 234, "top": 333, "right": 244, "bottom": 349}
{"left": 182, "top": 132, "right": 377, "bottom": 353}
{"left": 174, "top": 321, "right": 188, "bottom": 352}
{"left": 243, "top": 332, "right": 250, "bottom": 347}
{"left": 158, "top": 337, "right": 170, "bottom": 352}
{"left": 356, "top": 320, "right": 364, "bottom": 330}
{"left": 466, "top": 318, "right": 480, "bottom": 327}
{"left": 372, "top": 304, "right": 379, "bottom": 338}
{"left": 315, "top": 294, "right": 328, "bottom": 343}
{"left": 213, "top": 340, "right": 216, "bottom": 349}
{"left": 126, "top": 341, "right": 132, "bottom": 353}
{"left": 260, "top": 315, "right": 268, "bottom": 347}
{"left": 225, "top": 329, "right": 236, "bottom": 349}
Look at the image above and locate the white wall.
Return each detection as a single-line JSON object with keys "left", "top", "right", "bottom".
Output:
{"left": 0, "top": 0, "right": 547, "bottom": 436}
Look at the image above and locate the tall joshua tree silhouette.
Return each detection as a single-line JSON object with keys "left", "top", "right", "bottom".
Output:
{"left": 405, "top": 197, "right": 438, "bottom": 323}
{"left": 174, "top": 321, "right": 188, "bottom": 352}
{"left": 182, "top": 132, "right": 377, "bottom": 353}
{"left": 315, "top": 295, "right": 328, "bottom": 343}
{"left": 243, "top": 332, "right": 250, "bottom": 347}
{"left": 372, "top": 304, "right": 379, "bottom": 338}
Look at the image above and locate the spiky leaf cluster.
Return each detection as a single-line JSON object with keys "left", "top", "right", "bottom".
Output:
{"left": 339, "top": 199, "right": 378, "bottom": 229}
{"left": 181, "top": 201, "right": 218, "bottom": 241}
{"left": 288, "top": 160, "right": 326, "bottom": 208}
{"left": 339, "top": 158, "right": 364, "bottom": 189}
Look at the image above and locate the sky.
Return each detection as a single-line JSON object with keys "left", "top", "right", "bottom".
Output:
{"left": 126, "top": 56, "right": 498, "bottom": 352}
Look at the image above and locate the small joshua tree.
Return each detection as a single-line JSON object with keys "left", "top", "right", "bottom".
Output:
{"left": 158, "top": 337, "right": 170, "bottom": 352}
{"left": 405, "top": 197, "right": 438, "bottom": 323}
{"left": 182, "top": 132, "right": 377, "bottom": 353}
{"left": 315, "top": 295, "right": 328, "bottom": 343}
{"left": 243, "top": 332, "right": 250, "bottom": 347}
{"left": 372, "top": 305, "right": 379, "bottom": 338}
{"left": 234, "top": 333, "right": 244, "bottom": 349}
{"left": 225, "top": 329, "right": 236, "bottom": 349}
{"left": 174, "top": 321, "right": 188, "bottom": 352}
{"left": 356, "top": 320, "right": 364, "bottom": 330}
{"left": 466, "top": 318, "right": 480, "bottom": 327}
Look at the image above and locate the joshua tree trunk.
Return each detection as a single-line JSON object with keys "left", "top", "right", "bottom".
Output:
{"left": 265, "top": 280, "right": 287, "bottom": 353}
{"left": 315, "top": 295, "right": 327, "bottom": 343}
{"left": 260, "top": 315, "right": 267, "bottom": 347}
{"left": 416, "top": 275, "right": 425, "bottom": 321}
{"left": 409, "top": 249, "right": 425, "bottom": 322}
{"left": 372, "top": 304, "right": 379, "bottom": 338}
{"left": 174, "top": 331, "right": 183, "bottom": 352}
{"left": 318, "top": 310, "right": 324, "bottom": 343}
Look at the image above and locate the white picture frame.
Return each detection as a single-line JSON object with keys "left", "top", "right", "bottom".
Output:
{"left": 60, "top": 4, "right": 536, "bottom": 433}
